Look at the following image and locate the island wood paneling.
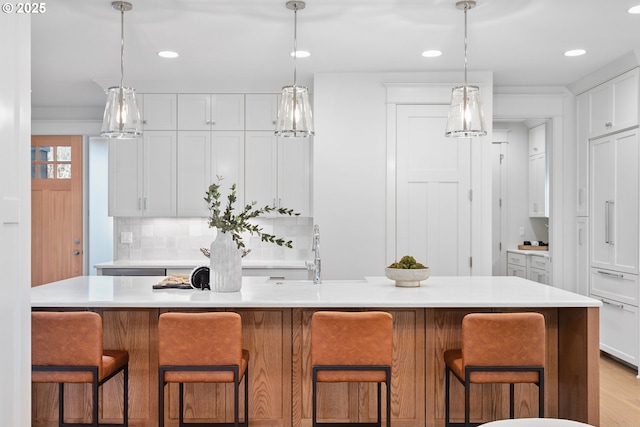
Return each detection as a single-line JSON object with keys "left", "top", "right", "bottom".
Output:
{"left": 32, "top": 306, "right": 599, "bottom": 427}
{"left": 558, "top": 306, "right": 600, "bottom": 426}
{"left": 292, "top": 308, "right": 426, "bottom": 427}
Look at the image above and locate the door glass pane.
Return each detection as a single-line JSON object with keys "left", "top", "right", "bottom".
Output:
{"left": 57, "top": 146, "right": 71, "bottom": 161}
{"left": 31, "top": 164, "right": 35, "bottom": 179}
{"left": 30, "top": 147, "right": 36, "bottom": 162}
{"left": 38, "top": 146, "right": 54, "bottom": 161}
{"left": 57, "top": 164, "right": 71, "bottom": 179}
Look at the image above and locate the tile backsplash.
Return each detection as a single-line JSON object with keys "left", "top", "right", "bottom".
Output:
{"left": 114, "top": 217, "right": 314, "bottom": 262}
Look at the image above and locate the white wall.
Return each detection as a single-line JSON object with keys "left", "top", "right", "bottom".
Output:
{"left": 0, "top": 14, "right": 31, "bottom": 426}
{"left": 312, "top": 73, "right": 390, "bottom": 279}
{"left": 313, "top": 72, "right": 494, "bottom": 280}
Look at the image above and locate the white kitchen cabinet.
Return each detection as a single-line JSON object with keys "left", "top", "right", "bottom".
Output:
{"left": 507, "top": 263, "right": 527, "bottom": 279}
{"left": 598, "top": 298, "right": 638, "bottom": 367}
{"left": 576, "top": 217, "right": 589, "bottom": 296}
{"left": 588, "top": 68, "right": 639, "bottom": 139}
{"left": 590, "top": 129, "right": 639, "bottom": 274}
{"left": 529, "top": 152, "right": 547, "bottom": 217}
{"left": 109, "top": 131, "right": 177, "bottom": 217}
{"left": 576, "top": 92, "right": 589, "bottom": 216}
{"left": 142, "top": 94, "right": 177, "bottom": 130}
{"left": 528, "top": 123, "right": 547, "bottom": 217}
{"left": 528, "top": 123, "right": 546, "bottom": 156}
{"left": 506, "top": 251, "right": 527, "bottom": 278}
{"left": 178, "top": 94, "right": 244, "bottom": 131}
{"left": 176, "top": 131, "right": 244, "bottom": 217}
{"left": 506, "top": 250, "right": 550, "bottom": 284}
{"left": 529, "top": 254, "right": 549, "bottom": 285}
{"left": 245, "top": 131, "right": 311, "bottom": 217}
{"left": 246, "top": 94, "right": 279, "bottom": 131}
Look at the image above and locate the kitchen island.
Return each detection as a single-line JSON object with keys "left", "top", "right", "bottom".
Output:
{"left": 32, "top": 276, "right": 601, "bottom": 427}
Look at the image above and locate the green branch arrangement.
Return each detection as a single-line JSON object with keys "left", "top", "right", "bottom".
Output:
{"left": 204, "top": 178, "right": 300, "bottom": 251}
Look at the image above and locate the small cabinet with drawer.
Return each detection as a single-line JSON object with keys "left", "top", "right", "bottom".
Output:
{"left": 506, "top": 250, "right": 550, "bottom": 285}
{"left": 506, "top": 252, "right": 527, "bottom": 279}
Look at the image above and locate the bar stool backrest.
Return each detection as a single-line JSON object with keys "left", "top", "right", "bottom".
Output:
{"left": 159, "top": 312, "right": 243, "bottom": 367}
{"left": 462, "top": 312, "right": 546, "bottom": 383}
{"left": 31, "top": 311, "right": 103, "bottom": 382}
{"left": 311, "top": 311, "right": 393, "bottom": 367}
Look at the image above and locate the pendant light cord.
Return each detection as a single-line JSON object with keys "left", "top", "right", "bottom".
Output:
{"left": 292, "top": 3, "right": 299, "bottom": 131}
{"left": 463, "top": 3, "right": 468, "bottom": 88}
{"left": 118, "top": 4, "right": 126, "bottom": 130}
{"left": 462, "top": 3, "right": 469, "bottom": 130}
{"left": 293, "top": 3, "right": 298, "bottom": 87}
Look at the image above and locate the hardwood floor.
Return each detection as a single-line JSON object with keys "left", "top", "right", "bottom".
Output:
{"left": 600, "top": 353, "right": 640, "bottom": 426}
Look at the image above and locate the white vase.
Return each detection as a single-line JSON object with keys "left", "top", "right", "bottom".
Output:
{"left": 209, "top": 230, "right": 242, "bottom": 292}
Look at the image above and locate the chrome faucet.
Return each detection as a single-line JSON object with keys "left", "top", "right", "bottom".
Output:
{"left": 311, "top": 224, "right": 321, "bottom": 284}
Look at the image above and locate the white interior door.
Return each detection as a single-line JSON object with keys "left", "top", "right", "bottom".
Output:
{"left": 396, "top": 105, "right": 472, "bottom": 276}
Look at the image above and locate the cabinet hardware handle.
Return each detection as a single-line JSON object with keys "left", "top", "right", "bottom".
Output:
{"left": 144, "top": 198, "right": 148, "bottom": 210}
{"left": 605, "top": 122, "right": 613, "bottom": 128}
{"left": 578, "top": 188, "right": 584, "bottom": 208}
{"left": 600, "top": 298, "right": 624, "bottom": 309}
{"left": 596, "top": 270, "right": 624, "bottom": 279}
{"left": 138, "top": 198, "right": 142, "bottom": 210}
{"left": 278, "top": 198, "right": 282, "bottom": 208}
{"left": 211, "top": 120, "right": 216, "bottom": 126}
{"left": 272, "top": 120, "right": 277, "bottom": 125}
{"left": 606, "top": 200, "right": 615, "bottom": 245}
{"left": 142, "top": 120, "right": 147, "bottom": 124}
{"left": 609, "top": 200, "right": 615, "bottom": 245}
{"left": 604, "top": 201, "right": 609, "bottom": 243}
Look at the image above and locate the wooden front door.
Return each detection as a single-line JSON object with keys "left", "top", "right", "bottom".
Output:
{"left": 31, "top": 135, "right": 83, "bottom": 286}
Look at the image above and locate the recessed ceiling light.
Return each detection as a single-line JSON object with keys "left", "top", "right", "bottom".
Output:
{"left": 158, "top": 51, "right": 179, "bottom": 59}
{"left": 421, "top": 50, "right": 443, "bottom": 58}
{"left": 628, "top": 4, "right": 640, "bottom": 14}
{"left": 290, "top": 50, "right": 311, "bottom": 58}
{"left": 564, "top": 49, "right": 586, "bottom": 57}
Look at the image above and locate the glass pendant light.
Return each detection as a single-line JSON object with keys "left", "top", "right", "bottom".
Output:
{"left": 101, "top": 1, "right": 142, "bottom": 139}
{"left": 275, "top": 1, "right": 315, "bottom": 138}
{"left": 445, "top": 0, "right": 487, "bottom": 138}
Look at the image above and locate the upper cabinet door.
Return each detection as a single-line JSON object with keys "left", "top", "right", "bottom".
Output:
{"left": 178, "top": 94, "right": 212, "bottom": 130}
{"left": 528, "top": 123, "right": 546, "bottom": 156}
{"left": 246, "top": 94, "right": 279, "bottom": 131}
{"left": 576, "top": 92, "right": 589, "bottom": 216}
{"left": 178, "top": 94, "right": 245, "bottom": 131}
{"left": 142, "top": 94, "right": 177, "bottom": 130}
{"left": 211, "top": 94, "right": 245, "bottom": 131}
{"left": 588, "top": 68, "right": 639, "bottom": 138}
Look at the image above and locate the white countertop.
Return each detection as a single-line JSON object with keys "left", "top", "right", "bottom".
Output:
{"left": 31, "top": 275, "right": 600, "bottom": 309}
{"left": 94, "top": 259, "right": 308, "bottom": 270}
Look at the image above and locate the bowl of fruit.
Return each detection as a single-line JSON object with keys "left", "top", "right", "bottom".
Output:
{"left": 385, "top": 255, "right": 430, "bottom": 287}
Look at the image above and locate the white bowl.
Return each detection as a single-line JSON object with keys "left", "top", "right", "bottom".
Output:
{"left": 385, "top": 267, "right": 430, "bottom": 287}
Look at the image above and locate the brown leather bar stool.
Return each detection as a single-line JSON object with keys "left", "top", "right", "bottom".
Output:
{"left": 31, "top": 311, "right": 129, "bottom": 427}
{"left": 310, "top": 311, "right": 393, "bottom": 427}
{"left": 158, "top": 312, "right": 249, "bottom": 427}
{"left": 444, "top": 312, "right": 546, "bottom": 427}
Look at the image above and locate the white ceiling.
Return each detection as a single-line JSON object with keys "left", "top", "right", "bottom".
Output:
{"left": 31, "top": 0, "right": 640, "bottom": 111}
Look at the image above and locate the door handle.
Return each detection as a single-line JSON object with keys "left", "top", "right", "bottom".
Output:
{"left": 72, "top": 250, "right": 80, "bottom": 256}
